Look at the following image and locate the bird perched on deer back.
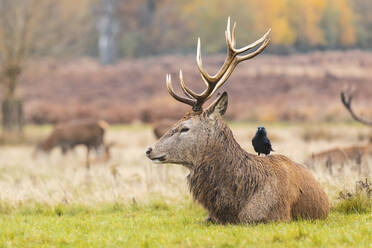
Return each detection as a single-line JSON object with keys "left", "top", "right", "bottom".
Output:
{"left": 252, "top": 126, "right": 274, "bottom": 156}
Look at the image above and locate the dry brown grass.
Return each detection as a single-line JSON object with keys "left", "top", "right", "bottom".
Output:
{"left": 0, "top": 123, "right": 370, "bottom": 207}
{"left": 17, "top": 51, "right": 372, "bottom": 124}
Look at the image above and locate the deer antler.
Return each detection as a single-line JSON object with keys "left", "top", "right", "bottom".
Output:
{"left": 341, "top": 87, "right": 372, "bottom": 126}
{"left": 166, "top": 17, "right": 271, "bottom": 112}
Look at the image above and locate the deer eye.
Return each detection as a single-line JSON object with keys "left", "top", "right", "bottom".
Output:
{"left": 180, "top": 127, "right": 190, "bottom": 133}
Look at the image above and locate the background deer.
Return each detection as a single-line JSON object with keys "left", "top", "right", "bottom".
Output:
{"left": 35, "top": 118, "right": 110, "bottom": 168}
{"left": 305, "top": 145, "right": 372, "bottom": 175}
{"left": 146, "top": 18, "right": 329, "bottom": 224}
{"left": 305, "top": 88, "right": 372, "bottom": 175}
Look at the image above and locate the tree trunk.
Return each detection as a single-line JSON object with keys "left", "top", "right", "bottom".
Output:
{"left": 1, "top": 65, "right": 24, "bottom": 136}
{"left": 98, "top": 0, "right": 119, "bottom": 65}
{"left": 2, "top": 97, "right": 24, "bottom": 134}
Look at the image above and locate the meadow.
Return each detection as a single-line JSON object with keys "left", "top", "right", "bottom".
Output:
{"left": 0, "top": 122, "right": 371, "bottom": 247}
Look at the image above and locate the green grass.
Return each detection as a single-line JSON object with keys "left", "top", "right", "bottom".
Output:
{"left": 334, "top": 196, "right": 371, "bottom": 215}
{"left": 334, "top": 184, "right": 372, "bottom": 215}
{"left": 0, "top": 201, "right": 370, "bottom": 248}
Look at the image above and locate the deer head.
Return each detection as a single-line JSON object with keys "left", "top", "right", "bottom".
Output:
{"left": 146, "top": 17, "right": 270, "bottom": 168}
{"left": 341, "top": 87, "right": 372, "bottom": 126}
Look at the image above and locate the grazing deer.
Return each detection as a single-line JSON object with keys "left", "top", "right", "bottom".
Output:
{"left": 306, "top": 88, "right": 372, "bottom": 174}
{"left": 146, "top": 18, "right": 329, "bottom": 224}
{"left": 89, "top": 141, "right": 115, "bottom": 164}
{"left": 35, "top": 119, "right": 110, "bottom": 168}
{"left": 152, "top": 119, "right": 175, "bottom": 139}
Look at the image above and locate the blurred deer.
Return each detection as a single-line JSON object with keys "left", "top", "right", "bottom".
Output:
{"left": 306, "top": 87, "right": 372, "bottom": 175}
{"left": 90, "top": 141, "right": 115, "bottom": 164}
{"left": 146, "top": 17, "right": 329, "bottom": 224}
{"left": 34, "top": 119, "right": 110, "bottom": 169}
{"left": 306, "top": 145, "right": 372, "bottom": 174}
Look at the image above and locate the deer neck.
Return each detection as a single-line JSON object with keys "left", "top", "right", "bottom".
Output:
{"left": 187, "top": 122, "right": 266, "bottom": 219}
{"left": 191, "top": 121, "right": 256, "bottom": 173}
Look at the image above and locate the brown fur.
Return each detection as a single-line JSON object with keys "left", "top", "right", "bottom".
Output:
{"left": 147, "top": 93, "right": 329, "bottom": 224}
{"left": 90, "top": 142, "right": 115, "bottom": 164}
{"left": 305, "top": 144, "right": 372, "bottom": 173}
{"left": 152, "top": 119, "right": 175, "bottom": 139}
{"left": 36, "top": 119, "right": 110, "bottom": 168}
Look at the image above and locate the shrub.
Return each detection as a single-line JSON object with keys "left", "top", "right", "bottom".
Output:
{"left": 334, "top": 178, "right": 372, "bottom": 214}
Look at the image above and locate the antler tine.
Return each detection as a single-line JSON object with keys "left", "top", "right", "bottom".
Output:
{"left": 231, "top": 21, "right": 237, "bottom": 48}
{"left": 204, "top": 39, "right": 272, "bottom": 101}
{"left": 166, "top": 74, "right": 195, "bottom": 107}
{"left": 341, "top": 86, "right": 372, "bottom": 126}
{"left": 196, "top": 17, "right": 270, "bottom": 96}
{"left": 179, "top": 70, "right": 199, "bottom": 99}
{"left": 234, "top": 28, "right": 271, "bottom": 54}
{"left": 226, "top": 16, "right": 232, "bottom": 49}
{"left": 236, "top": 37, "right": 271, "bottom": 62}
{"left": 167, "top": 17, "right": 270, "bottom": 112}
{"left": 196, "top": 18, "right": 232, "bottom": 85}
{"left": 197, "top": 20, "right": 236, "bottom": 84}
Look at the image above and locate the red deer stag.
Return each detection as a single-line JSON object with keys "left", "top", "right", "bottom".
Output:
{"left": 35, "top": 119, "right": 110, "bottom": 168}
{"left": 146, "top": 18, "right": 329, "bottom": 224}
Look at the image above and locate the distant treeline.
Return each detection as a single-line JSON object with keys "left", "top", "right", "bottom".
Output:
{"left": 28, "top": 0, "right": 372, "bottom": 58}
{"left": 113, "top": 0, "right": 372, "bottom": 56}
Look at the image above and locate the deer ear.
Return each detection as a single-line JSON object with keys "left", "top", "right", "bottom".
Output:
{"left": 205, "top": 92, "right": 228, "bottom": 119}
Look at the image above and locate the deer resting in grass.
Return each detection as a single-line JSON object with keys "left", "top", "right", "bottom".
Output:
{"left": 35, "top": 119, "right": 110, "bottom": 168}
{"left": 146, "top": 18, "right": 329, "bottom": 224}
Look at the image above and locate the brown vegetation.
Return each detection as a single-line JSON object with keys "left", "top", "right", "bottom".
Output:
{"left": 0, "top": 123, "right": 366, "bottom": 207}
{"left": 147, "top": 20, "right": 329, "bottom": 224}
{"left": 17, "top": 50, "right": 372, "bottom": 124}
{"left": 336, "top": 178, "right": 371, "bottom": 214}
{"left": 338, "top": 178, "right": 371, "bottom": 201}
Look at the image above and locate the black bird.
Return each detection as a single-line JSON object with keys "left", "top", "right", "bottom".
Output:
{"left": 252, "top": 126, "right": 274, "bottom": 156}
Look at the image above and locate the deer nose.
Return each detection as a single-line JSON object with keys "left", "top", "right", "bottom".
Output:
{"left": 146, "top": 147, "right": 152, "bottom": 156}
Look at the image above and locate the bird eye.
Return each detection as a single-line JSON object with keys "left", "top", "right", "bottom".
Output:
{"left": 180, "top": 127, "right": 189, "bottom": 133}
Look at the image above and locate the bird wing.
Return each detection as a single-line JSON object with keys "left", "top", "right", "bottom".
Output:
{"left": 264, "top": 137, "right": 274, "bottom": 151}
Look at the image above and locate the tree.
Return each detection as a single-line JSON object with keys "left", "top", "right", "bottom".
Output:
{"left": 98, "top": 0, "right": 119, "bottom": 65}
{"left": 352, "top": 0, "right": 372, "bottom": 49}
{"left": 0, "top": 0, "right": 94, "bottom": 136}
{"left": 117, "top": 0, "right": 191, "bottom": 56}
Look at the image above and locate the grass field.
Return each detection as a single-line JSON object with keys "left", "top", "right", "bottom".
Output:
{"left": 0, "top": 123, "right": 371, "bottom": 247}
{"left": 0, "top": 201, "right": 371, "bottom": 248}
